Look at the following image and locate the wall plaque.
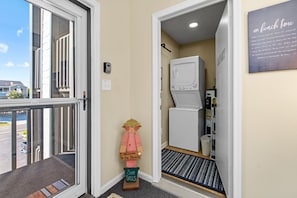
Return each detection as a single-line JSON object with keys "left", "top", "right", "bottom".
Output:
{"left": 248, "top": 1, "right": 297, "bottom": 73}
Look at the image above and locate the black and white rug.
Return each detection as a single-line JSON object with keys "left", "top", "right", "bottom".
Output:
{"left": 162, "top": 148, "right": 225, "bottom": 194}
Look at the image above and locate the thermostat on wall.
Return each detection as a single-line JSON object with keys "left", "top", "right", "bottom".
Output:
{"left": 103, "top": 62, "right": 111, "bottom": 74}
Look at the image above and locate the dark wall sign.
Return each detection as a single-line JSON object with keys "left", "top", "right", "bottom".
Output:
{"left": 248, "top": 1, "right": 297, "bottom": 73}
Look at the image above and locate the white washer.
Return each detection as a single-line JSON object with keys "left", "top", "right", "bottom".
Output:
{"left": 169, "top": 108, "right": 204, "bottom": 152}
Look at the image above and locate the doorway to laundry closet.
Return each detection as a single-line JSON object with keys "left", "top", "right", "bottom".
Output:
{"left": 152, "top": 0, "right": 242, "bottom": 198}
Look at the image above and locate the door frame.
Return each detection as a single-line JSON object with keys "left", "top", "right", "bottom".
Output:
{"left": 152, "top": 0, "right": 242, "bottom": 197}
{"left": 64, "top": 0, "right": 101, "bottom": 196}
{"left": 73, "top": 0, "right": 101, "bottom": 197}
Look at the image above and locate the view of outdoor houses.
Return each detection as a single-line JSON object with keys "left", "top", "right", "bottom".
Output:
{"left": 0, "top": 78, "right": 75, "bottom": 175}
{"left": 0, "top": 0, "right": 32, "bottom": 178}
{"left": 0, "top": 1, "right": 75, "bottom": 175}
{"left": 0, "top": 80, "right": 29, "bottom": 99}
{"left": 0, "top": 80, "right": 29, "bottom": 174}
{"left": 0, "top": 1, "right": 77, "bottom": 197}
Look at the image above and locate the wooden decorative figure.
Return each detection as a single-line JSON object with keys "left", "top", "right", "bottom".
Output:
{"left": 120, "top": 119, "right": 143, "bottom": 190}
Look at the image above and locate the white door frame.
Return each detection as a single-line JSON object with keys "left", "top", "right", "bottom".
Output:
{"left": 61, "top": 0, "right": 101, "bottom": 196}
{"left": 73, "top": 0, "right": 101, "bottom": 197}
{"left": 152, "top": 0, "right": 242, "bottom": 197}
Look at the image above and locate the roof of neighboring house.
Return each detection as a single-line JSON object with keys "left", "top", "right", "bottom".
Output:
{"left": 0, "top": 80, "right": 25, "bottom": 87}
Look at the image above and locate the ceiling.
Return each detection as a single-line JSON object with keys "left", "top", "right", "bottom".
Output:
{"left": 161, "top": 1, "right": 226, "bottom": 45}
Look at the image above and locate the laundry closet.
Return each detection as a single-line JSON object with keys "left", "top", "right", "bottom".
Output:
{"left": 160, "top": 0, "right": 231, "bottom": 196}
{"left": 161, "top": 33, "right": 216, "bottom": 152}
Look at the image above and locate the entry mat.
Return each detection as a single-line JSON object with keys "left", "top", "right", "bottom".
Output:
{"left": 26, "top": 179, "right": 70, "bottom": 198}
{"left": 162, "top": 148, "right": 225, "bottom": 194}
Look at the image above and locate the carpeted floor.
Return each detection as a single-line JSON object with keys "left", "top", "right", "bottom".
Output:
{"left": 99, "top": 179, "right": 178, "bottom": 198}
{"left": 162, "top": 148, "right": 225, "bottom": 194}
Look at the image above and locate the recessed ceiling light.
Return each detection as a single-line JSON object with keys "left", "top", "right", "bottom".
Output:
{"left": 189, "top": 22, "right": 199, "bottom": 28}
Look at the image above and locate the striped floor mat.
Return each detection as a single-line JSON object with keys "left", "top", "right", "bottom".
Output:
{"left": 26, "top": 179, "right": 70, "bottom": 198}
{"left": 162, "top": 148, "right": 225, "bottom": 194}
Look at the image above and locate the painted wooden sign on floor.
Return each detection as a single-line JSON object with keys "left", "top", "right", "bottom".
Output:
{"left": 119, "top": 119, "right": 143, "bottom": 190}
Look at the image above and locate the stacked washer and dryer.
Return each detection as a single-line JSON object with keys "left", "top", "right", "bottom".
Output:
{"left": 169, "top": 56, "right": 205, "bottom": 152}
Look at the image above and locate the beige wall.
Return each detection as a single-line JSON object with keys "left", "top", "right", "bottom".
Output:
{"left": 242, "top": 0, "right": 297, "bottom": 197}
{"left": 99, "top": 1, "right": 297, "bottom": 198}
{"left": 99, "top": 0, "right": 132, "bottom": 184}
{"left": 99, "top": 0, "right": 184, "bottom": 186}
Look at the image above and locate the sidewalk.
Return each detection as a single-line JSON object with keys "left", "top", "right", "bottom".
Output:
{"left": 0, "top": 121, "right": 28, "bottom": 174}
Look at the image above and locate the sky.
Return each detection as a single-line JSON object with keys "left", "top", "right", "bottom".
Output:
{"left": 0, "top": 0, "right": 30, "bottom": 87}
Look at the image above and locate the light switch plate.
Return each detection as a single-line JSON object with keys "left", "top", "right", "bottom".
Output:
{"left": 102, "top": 79, "right": 111, "bottom": 90}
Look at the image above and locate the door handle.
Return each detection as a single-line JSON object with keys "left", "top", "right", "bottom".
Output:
{"left": 78, "top": 91, "right": 87, "bottom": 111}
{"left": 83, "top": 91, "right": 88, "bottom": 111}
{"left": 83, "top": 91, "right": 87, "bottom": 111}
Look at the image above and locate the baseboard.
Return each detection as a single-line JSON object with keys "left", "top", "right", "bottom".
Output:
{"left": 157, "top": 177, "right": 219, "bottom": 198}
{"left": 100, "top": 172, "right": 124, "bottom": 195}
{"left": 138, "top": 171, "right": 153, "bottom": 183}
{"left": 100, "top": 170, "right": 153, "bottom": 195}
{"left": 162, "top": 141, "right": 168, "bottom": 149}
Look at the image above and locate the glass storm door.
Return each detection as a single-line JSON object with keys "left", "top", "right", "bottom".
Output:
{"left": 29, "top": 0, "right": 88, "bottom": 197}
{"left": 0, "top": 0, "right": 88, "bottom": 197}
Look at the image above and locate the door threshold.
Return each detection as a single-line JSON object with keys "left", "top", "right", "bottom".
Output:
{"left": 162, "top": 173, "right": 226, "bottom": 198}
